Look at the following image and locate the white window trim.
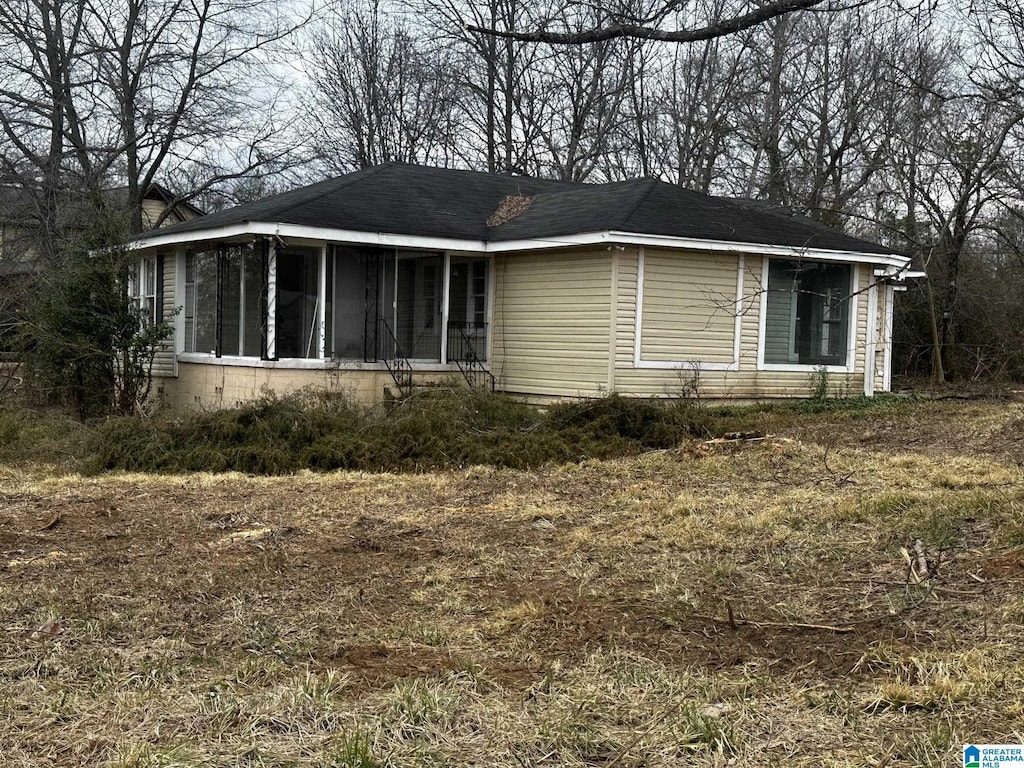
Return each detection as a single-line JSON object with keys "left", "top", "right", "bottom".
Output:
{"left": 132, "top": 255, "right": 158, "bottom": 324}
{"left": 632, "top": 247, "right": 743, "bottom": 371}
{"left": 757, "top": 259, "right": 859, "bottom": 374}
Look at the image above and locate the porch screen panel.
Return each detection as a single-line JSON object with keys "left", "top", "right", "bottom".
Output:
{"left": 276, "top": 246, "right": 320, "bottom": 359}
{"left": 447, "top": 256, "right": 488, "bottom": 362}
{"left": 396, "top": 252, "right": 442, "bottom": 360}
{"left": 186, "top": 249, "right": 218, "bottom": 354}
{"left": 764, "top": 260, "right": 797, "bottom": 363}
{"left": 242, "top": 247, "right": 262, "bottom": 357}
{"left": 380, "top": 254, "right": 396, "bottom": 358}
{"left": 221, "top": 248, "right": 242, "bottom": 356}
{"left": 332, "top": 247, "right": 367, "bottom": 359}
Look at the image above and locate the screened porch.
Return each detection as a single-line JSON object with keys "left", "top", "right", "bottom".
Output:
{"left": 179, "top": 241, "right": 490, "bottom": 367}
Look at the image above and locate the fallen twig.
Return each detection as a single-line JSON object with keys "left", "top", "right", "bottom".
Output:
{"left": 694, "top": 612, "right": 856, "bottom": 634}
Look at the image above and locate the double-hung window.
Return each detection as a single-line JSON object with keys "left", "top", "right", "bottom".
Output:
{"left": 134, "top": 256, "right": 158, "bottom": 325}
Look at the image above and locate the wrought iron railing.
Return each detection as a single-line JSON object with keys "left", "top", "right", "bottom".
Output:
{"left": 378, "top": 318, "right": 413, "bottom": 398}
{"left": 446, "top": 321, "right": 494, "bottom": 391}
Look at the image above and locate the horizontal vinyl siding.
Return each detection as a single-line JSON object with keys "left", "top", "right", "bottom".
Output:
{"left": 614, "top": 253, "right": 869, "bottom": 399}
{"left": 151, "top": 252, "right": 177, "bottom": 378}
{"left": 491, "top": 250, "right": 611, "bottom": 396}
{"left": 639, "top": 250, "right": 737, "bottom": 364}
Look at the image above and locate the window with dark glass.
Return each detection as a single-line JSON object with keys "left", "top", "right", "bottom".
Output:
{"left": 764, "top": 259, "right": 852, "bottom": 366}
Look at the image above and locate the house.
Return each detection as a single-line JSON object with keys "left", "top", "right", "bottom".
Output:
{"left": 126, "top": 163, "right": 916, "bottom": 410}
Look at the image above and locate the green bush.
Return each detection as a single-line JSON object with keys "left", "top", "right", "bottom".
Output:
{"left": 74, "top": 388, "right": 909, "bottom": 476}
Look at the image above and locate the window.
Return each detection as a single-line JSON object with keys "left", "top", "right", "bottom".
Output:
{"left": 133, "top": 256, "right": 158, "bottom": 324}
{"left": 763, "top": 259, "right": 852, "bottom": 367}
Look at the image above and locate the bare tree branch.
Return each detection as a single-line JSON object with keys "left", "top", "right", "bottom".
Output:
{"left": 465, "top": 0, "right": 828, "bottom": 45}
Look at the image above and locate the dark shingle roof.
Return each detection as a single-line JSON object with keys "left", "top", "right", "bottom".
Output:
{"left": 140, "top": 163, "right": 898, "bottom": 257}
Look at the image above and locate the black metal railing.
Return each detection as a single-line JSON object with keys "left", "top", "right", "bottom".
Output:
{"left": 446, "top": 321, "right": 494, "bottom": 391}
{"left": 378, "top": 318, "right": 413, "bottom": 398}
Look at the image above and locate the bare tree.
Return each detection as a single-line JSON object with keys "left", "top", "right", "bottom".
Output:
{"left": 307, "top": 1, "right": 464, "bottom": 172}
{"left": 0, "top": 0, "right": 309, "bottom": 242}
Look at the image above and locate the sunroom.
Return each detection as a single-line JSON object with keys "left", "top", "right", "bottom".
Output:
{"left": 162, "top": 240, "right": 491, "bottom": 375}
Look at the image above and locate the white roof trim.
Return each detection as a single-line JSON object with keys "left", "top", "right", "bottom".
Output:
{"left": 129, "top": 221, "right": 911, "bottom": 267}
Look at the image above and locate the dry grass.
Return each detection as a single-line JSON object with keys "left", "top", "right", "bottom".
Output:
{"left": 3, "top": 398, "right": 1024, "bottom": 766}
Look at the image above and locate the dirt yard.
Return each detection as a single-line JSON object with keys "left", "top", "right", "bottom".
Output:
{"left": 2, "top": 398, "right": 1024, "bottom": 766}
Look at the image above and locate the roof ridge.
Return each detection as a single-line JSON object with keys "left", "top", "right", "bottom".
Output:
{"left": 261, "top": 164, "right": 388, "bottom": 220}
{"left": 618, "top": 178, "right": 663, "bottom": 230}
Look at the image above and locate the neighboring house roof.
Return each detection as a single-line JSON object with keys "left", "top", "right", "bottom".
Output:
{"left": 136, "top": 182, "right": 206, "bottom": 221}
{"left": 134, "top": 163, "right": 907, "bottom": 263}
{"left": 0, "top": 181, "right": 201, "bottom": 275}
{"left": 0, "top": 181, "right": 203, "bottom": 226}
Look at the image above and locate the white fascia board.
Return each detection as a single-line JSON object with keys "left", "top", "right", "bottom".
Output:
{"left": 874, "top": 265, "right": 925, "bottom": 280}
{"left": 129, "top": 221, "right": 911, "bottom": 269}
{"left": 129, "top": 222, "right": 489, "bottom": 254}
{"left": 602, "top": 231, "right": 911, "bottom": 269}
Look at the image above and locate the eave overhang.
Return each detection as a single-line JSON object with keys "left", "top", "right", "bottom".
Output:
{"left": 128, "top": 221, "right": 912, "bottom": 269}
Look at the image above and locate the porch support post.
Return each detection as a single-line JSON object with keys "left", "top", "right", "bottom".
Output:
{"left": 266, "top": 240, "right": 277, "bottom": 360}
{"left": 318, "top": 245, "right": 328, "bottom": 359}
{"left": 864, "top": 278, "right": 877, "bottom": 397}
{"left": 440, "top": 251, "right": 450, "bottom": 364}
{"left": 883, "top": 284, "right": 895, "bottom": 391}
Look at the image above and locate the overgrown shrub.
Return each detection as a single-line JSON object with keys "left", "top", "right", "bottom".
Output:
{"left": 0, "top": 405, "right": 86, "bottom": 468}
{"left": 78, "top": 389, "right": 908, "bottom": 476}
{"left": 18, "top": 246, "right": 171, "bottom": 419}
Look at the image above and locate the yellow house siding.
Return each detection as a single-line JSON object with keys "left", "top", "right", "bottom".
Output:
{"left": 638, "top": 249, "right": 737, "bottom": 364}
{"left": 612, "top": 252, "right": 869, "bottom": 399}
{"left": 151, "top": 252, "right": 177, "bottom": 378}
{"left": 491, "top": 250, "right": 612, "bottom": 396}
{"left": 615, "top": 249, "right": 639, "bottom": 373}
